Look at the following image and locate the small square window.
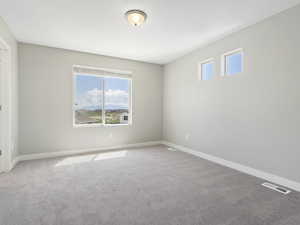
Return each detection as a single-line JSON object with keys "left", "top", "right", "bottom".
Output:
{"left": 222, "top": 49, "right": 243, "bottom": 76}
{"left": 199, "top": 59, "right": 214, "bottom": 80}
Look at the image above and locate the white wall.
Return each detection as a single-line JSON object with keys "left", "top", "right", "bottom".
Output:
{"left": 0, "top": 17, "right": 18, "bottom": 161}
{"left": 19, "top": 43, "right": 163, "bottom": 155}
{"left": 163, "top": 5, "right": 300, "bottom": 183}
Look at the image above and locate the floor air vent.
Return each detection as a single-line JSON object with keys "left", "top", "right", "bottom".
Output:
{"left": 262, "top": 182, "right": 291, "bottom": 195}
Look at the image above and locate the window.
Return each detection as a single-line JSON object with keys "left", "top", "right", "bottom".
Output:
{"left": 74, "top": 75, "right": 103, "bottom": 125}
{"left": 199, "top": 59, "right": 214, "bottom": 80}
{"left": 104, "top": 77, "right": 131, "bottom": 125}
{"left": 73, "top": 66, "right": 131, "bottom": 126}
{"left": 222, "top": 49, "right": 243, "bottom": 76}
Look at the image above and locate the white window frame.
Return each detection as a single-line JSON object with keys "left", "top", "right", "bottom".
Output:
{"left": 198, "top": 58, "right": 214, "bottom": 80}
{"left": 221, "top": 48, "right": 244, "bottom": 76}
{"left": 72, "top": 69, "right": 133, "bottom": 128}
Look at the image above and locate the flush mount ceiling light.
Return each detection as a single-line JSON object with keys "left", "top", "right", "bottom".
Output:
{"left": 125, "top": 10, "right": 147, "bottom": 26}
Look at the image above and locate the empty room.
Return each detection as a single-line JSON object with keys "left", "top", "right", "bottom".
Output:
{"left": 1, "top": 1, "right": 300, "bottom": 224}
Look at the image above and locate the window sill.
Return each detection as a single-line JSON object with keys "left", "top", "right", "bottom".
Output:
{"left": 73, "top": 123, "right": 131, "bottom": 128}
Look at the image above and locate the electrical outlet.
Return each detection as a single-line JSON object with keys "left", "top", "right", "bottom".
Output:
{"left": 185, "top": 134, "right": 190, "bottom": 141}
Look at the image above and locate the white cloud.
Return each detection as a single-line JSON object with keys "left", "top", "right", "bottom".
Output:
{"left": 76, "top": 88, "right": 129, "bottom": 109}
{"left": 105, "top": 89, "right": 129, "bottom": 107}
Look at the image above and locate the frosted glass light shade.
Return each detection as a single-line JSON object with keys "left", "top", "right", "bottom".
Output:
{"left": 125, "top": 10, "right": 147, "bottom": 26}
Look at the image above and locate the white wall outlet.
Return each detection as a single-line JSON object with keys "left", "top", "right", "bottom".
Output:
{"left": 185, "top": 134, "right": 190, "bottom": 141}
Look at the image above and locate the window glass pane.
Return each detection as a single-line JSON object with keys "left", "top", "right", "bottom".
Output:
{"left": 104, "top": 77, "right": 130, "bottom": 124}
{"left": 201, "top": 62, "right": 214, "bottom": 80}
{"left": 225, "top": 52, "right": 242, "bottom": 75}
{"left": 74, "top": 75, "right": 102, "bottom": 125}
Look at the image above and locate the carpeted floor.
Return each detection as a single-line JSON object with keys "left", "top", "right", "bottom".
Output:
{"left": 0, "top": 145, "right": 300, "bottom": 225}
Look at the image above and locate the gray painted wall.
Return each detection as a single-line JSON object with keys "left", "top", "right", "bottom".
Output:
{"left": 0, "top": 17, "right": 18, "bottom": 160}
{"left": 163, "top": 5, "right": 300, "bottom": 182}
{"left": 19, "top": 43, "right": 163, "bottom": 154}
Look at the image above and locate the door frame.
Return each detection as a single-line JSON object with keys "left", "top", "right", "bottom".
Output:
{"left": 0, "top": 36, "right": 12, "bottom": 172}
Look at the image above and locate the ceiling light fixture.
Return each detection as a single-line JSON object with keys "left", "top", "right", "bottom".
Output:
{"left": 125, "top": 10, "right": 147, "bottom": 26}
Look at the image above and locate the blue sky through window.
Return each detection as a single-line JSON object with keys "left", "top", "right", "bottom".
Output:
{"left": 75, "top": 75, "right": 129, "bottom": 110}
{"left": 202, "top": 62, "right": 214, "bottom": 80}
{"left": 226, "top": 52, "right": 242, "bottom": 75}
{"left": 75, "top": 75, "right": 102, "bottom": 110}
{"left": 105, "top": 77, "right": 129, "bottom": 110}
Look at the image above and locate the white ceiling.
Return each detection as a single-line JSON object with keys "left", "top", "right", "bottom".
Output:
{"left": 1, "top": 0, "right": 300, "bottom": 64}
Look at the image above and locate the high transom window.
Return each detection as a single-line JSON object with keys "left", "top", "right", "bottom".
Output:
{"left": 222, "top": 49, "right": 243, "bottom": 76}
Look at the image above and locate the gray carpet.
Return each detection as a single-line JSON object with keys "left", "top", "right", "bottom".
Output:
{"left": 0, "top": 145, "right": 300, "bottom": 225}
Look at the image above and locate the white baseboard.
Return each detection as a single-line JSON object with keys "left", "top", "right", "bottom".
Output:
{"left": 13, "top": 141, "right": 162, "bottom": 166}
{"left": 162, "top": 141, "right": 300, "bottom": 192}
